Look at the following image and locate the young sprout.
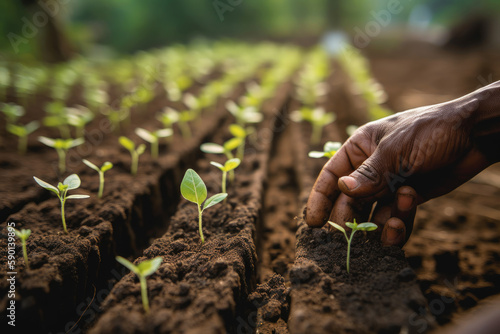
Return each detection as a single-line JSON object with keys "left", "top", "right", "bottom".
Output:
{"left": 328, "top": 219, "right": 378, "bottom": 273}
{"left": 119, "top": 136, "right": 146, "bottom": 176}
{"left": 160, "top": 107, "right": 194, "bottom": 139}
{"left": 183, "top": 93, "right": 202, "bottom": 116}
{"left": 201, "top": 138, "right": 242, "bottom": 181}
{"left": 38, "top": 136, "right": 85, "bottom": 174}
{"left": 33, "top": 174, "right": 89, "bottom": 234}
{"left": 67, "top": 105, "right": 94, "bottom": 138}
{"left": 291, "top": 107, "right": 336, "bottom": 145}
{"left": 82, "top": 159, "right": 113, "bottom": 199}
{"left": 156, "top": 108, "right": 179, "bottom": 138}
{"left": 1, "top": 103, "right": 25, "bottom": 125}
{"left": 103, "top": 108, "right": 129, "bottom": 134}
{"left": 44, "top": 101, "right": 70, "bottom": 138}
{"left": 135, "top": 128, "right": 173, "bottom": 159}
{"left": 180, "top": 169, "right": 227, "bottom": 244}
{"left": 226, "top": 100, "right": 262, "bottom": 126}
{"left": 308, "top": 141, "right": 342, "bottom": 159}
{"left": 229, "top": 124, "right": 249, "bottom": 160}
{"left": 116, "top": 256, "right": 162, "bottom": 313}
{"left": 210, "top": 158, "right": 241, "bottom": 195}
{"left": 14, "top": 228, "right": 31, "bottom": 270}
{"left": 7, "top": 121, "right": 39, "bottom": 154}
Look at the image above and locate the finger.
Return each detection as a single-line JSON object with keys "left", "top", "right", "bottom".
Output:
{"left": 306, "top": 143, "right": 368, "bottom": 227}
{"left": 391, "top": 186, "right": 417, "bottom": 241}
{"left": 328, "top": 192, "right": 372, "bottom": 228}
{"left": 381, "top": 217, "right": 406, "bottom": 247}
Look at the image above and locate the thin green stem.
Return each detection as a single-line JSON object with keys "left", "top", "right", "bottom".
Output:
{"left": 179, "top": 122, "right": 191, "bottom": 139}
{"left": 22, "top": 241, "right": 30, "bottom": 270}
{"left": 198, "top": 205, "right": 205, "bottom": 244}
{"left": 98, "top": 172, "right": 104, "bottom": 199}
{"left": 237, "top": 140, "right": 245, "bottom": 161}
{"left": 152, "top": 140, "right": 159, "bottom": 160}
{"left": 131, "top": 152, "right": 138, "bottom": 176}
{"left": 140, "top": 276, "right": 149, "bottom": 313}
{"left": 311, "top": 122, "right": 322, "bottom": 145}
{"left": 347, "top": 230, "right": 357, "bottom": 273}
{"left": 60, "top": 125, "right": 70, "bottom": 139}
{"left": 60, "top": 197, "right": 68, "bottom": 234}
{"left": 222, "top": 171, "right": 227, "bottom": 194}
{"left": 57, "top": 148, "right": 66, "bottom": 174}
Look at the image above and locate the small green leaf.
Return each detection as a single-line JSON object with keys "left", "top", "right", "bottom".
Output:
{"left": 356, "top": 222, "right": 378, "bottom": 231}
{"left": 137, "top": 257, "right": 163, "bottom": 277}
{"left": 68, "top": 138, "right": 85, "bottom": 149}
{"left": 135, "top": 128, "right": 155, "bottom": 143}
{"left": 66, "top": 194, "right": 90, "bottom": 200}
{"left": 345, "top": 222, "right": 357, "bottom": 230}
{"left": 210, "top": 161, "right": 224, "bottom": 170}
{"left": 137, "top": 144, "right": 146, "bottom": 155}
{"left": 101, "top": 162, "right": 113, "bottom": 172}
{"left": 224, "top": 158, "right": 241, "bottom": 171}
{"left": 14, "top": 228, "right": 31, "bottom": 240}
{"left": 119, "top": 136, "right": 135, "bottom": 152}
{"left": 324, "top": 141, "right": 342, "bottom": 153}
{"left": 180, "top": 169, "right": 207, "bottom": 205}
{"left": 200, "top": 143, "right": 224, "bottom": 154}
{"left": 224, "top": 137, "right": 242, "bottom": 151}
{"left": 328, "top": 221, "right": 345, "bottom": 234}
{"left": 308, "top": 151, "right": 326, "bottom": 158}
{"left": 38, "top": 136, "right": 56, "bottom": 148}
{"left": 203, "top": 193, "right": 228, "bottom": 210}
{"left": 229, "top": 124, "right": 246, "bottom": 138}
{"left": 63, "top": 174, "right": 81, "bottom": 190}
{"left": 83, "top": 159, "right": 99, "bottom": 172}
{"left": 156, "top": 128, "right": 173, "bottom": 138}
{"left": 25, "top": 121, "right": 39, "bottom": 134}
{"left": 116, "top": 256, "right": 140, "bottom": 275}
{"left": 33, "top": 176, "right": 59, "bottom": 194}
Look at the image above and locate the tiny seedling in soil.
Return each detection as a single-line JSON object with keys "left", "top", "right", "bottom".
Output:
{"left": 135, "top": 127, "right": 173, "bottom": 159}
{"left": 328, "top": 219, "right": 378, "bottom": 273}
{"left": 33, "top": 174, "right": 89, "bottom": 234}
{"left": 308, "top": 141, "right": 342, "bottom": 159}
{"left": 291, "top": 107, "right": 336, "bottom": 145}
{"left": 229, "top": 124, "right": 250, "bottom": 160}
{"left": 14, "top": 228, "right": 31, "bottom": 270}
{"left": 82, "top": 159, "right": 113, "bottom": 199}
{"left": 116, "top": 256, "right": 162, "bottom": 313}
{"left": 226, "top": 100, "right": 263, "bottom": 126}
{"left": 7, "top": 121, "right": 39, "bottom": 154}
{"left": 1, "top": 103, "right": 25, "bottom": 125}
{"left": 119, "top": 136, "right": 146, "bottom": 176}
{"left": 201, "top": 138, "right": 242, "bottom": 181}
{"left": 210, "top": 158, "right": 241, "bottom": 195}
{"left": 180, "top": 169, "right": 227, "bottom": 244}
{"left": 67, "top": 105, "right": 94, "bottom": 138}
{"left": 43, "top": 101, "right": 71, "bottom": 138}
{"left": 38, "top": 136, "right": 85, "bottom": 174}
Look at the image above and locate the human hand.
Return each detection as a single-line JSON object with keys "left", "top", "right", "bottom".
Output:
{"left": 305, "top": 88, "right": 498, "bottom": 246}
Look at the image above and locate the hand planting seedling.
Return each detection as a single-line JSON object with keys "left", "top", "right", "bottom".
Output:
{"left": 135, "top": 128, "right": 173, "bottom": 159}
{"left": 180, "top": 169, "right": 227, "bottom": 244}
{"left": 308, "top": 141, "right": 342, "bottom": 159}
{"left": 33, "top": 174, "right": 89, "bottom": 234}
{"left": 291, "top": 107, "right": 336, "bottom": 145}
{"left": 116, "top": 256, "right": 162, "bottom": 313}
{"left": 119, "top": 136, "right": 146, "bottom": 176}
{"left": 82, "top": 159, "right": 113, "bottom": 198}
{"left": 14, "top": 228, "right": 31, "bottom": 270}
{"left": 210, "top": 158, "right": 241, "bottom": 195}
{"left": 7, "top": 121, "right": 39, "bottom": 154}
{"left": 328, "top": 219, "right": 377, "bottom": 273}
{"left": 38, "top": 136, "right": 85, "bottom": 174}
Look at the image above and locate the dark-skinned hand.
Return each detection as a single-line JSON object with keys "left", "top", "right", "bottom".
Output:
{"left": 306, "top": 81, "right": 500, "bottom": 246}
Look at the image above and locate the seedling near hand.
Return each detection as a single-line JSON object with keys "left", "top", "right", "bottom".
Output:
{"left": 308, "top": 141, "right": 342, "bottom": 159}
{"left": 7, "top": 121, "right": 39, "bottom": 154}
{"left": 14, "top": 228, "right": 31, "bottom": 270}
{"left": 33, "top": 174, "right": 89, "bottom": 234}
{"left": 135, "top": 128, "right": 173, "bottom": 159}
{"left": 119, "top": 136, "right": 146, "bottom": 176}
{"left": 116, "top": 256, "right": 162, "bottom": 313}
{"left": 82, "top": 159, "right": 113, "bottom": 198}
{"left": 38, "top": 136, "right": 85, "bottom": 174}
{"left": 180, "top": 169, "right": 227, "bottom": 244}
{"left": 210, "top": 158, "right": 241, "bottom": 195}
{"left": 328, "top": 220, "right": 377, "bottom": 273}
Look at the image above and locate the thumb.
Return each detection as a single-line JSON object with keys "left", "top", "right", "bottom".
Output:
{"left": 338, "top": 152, "right": 391, "bottom": 198}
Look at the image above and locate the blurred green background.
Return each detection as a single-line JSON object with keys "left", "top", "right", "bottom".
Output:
{"left": 1, "top": 0, "right": 500, "bottom": 62}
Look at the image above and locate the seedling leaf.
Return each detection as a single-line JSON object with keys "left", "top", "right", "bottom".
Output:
{"left": 180, "top": 169, "right": 207, "bottom": 205}
{"left": 204, "top": 193, "right": 228, "bottom": 210}
{"left": 101, "top": 162, "right": 113, "bottom": 172}
{"left": 224, "top": 137, "right": 242, "bottom": 151}
{"left": 38, "top": 136, "right": 56, "bottom": 148}
{"left": 328, "top": 221, "right": 345, "bottom": 234}
{"left": 229, "top": 124, "right": 246, "bottom": 138}
{"left": 308, "top": 151, "right": 326, "bottom": 158}
{"left": 357, "top": 222, "right": 378, "bottom": 231}
{"left": 345, "top": 222, "right": 357, "bottom": 229}
{"left": 66, "top": 194, "right": 90, "bottom": 200}
{"left": 119, "top": 136, "right": 135, "bottom": 151}
{"left": 33, "top": 176, "right": 59, "bottom": 194}
{"left": 210, "top": 161, "right": 224, "bottom": 170}
{"left": 137, "top": 257, "right": 163, "bottom": 277}
{"left": 135, "top": 128, "right": 155, "bottom": 143}
{"left": 225, "top": 158, "right": 241, "bottom": 171}
{"left": 200, "top": 143, "right": 224, "bottom": 154}
{"left": 137, "top": 144, "right": 146, "bottom": 155}
{"left": 116, "top": 256, "right": 140, "bottom": 275}
{"left": 63, "top": 174, "right": 81, "bottom": 190}
{"left": 82, "top": 159, "right": 99, "bottom": 172}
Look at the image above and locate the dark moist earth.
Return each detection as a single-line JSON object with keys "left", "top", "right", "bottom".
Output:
{"left": 1, "top": 44, "right": 500, "bottom": 334}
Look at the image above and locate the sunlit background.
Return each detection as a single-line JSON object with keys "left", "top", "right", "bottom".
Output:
{"left": 2, "top": 0, "right": 500, "bottom": 62}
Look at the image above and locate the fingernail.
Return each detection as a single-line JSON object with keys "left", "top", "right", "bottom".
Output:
{"left": 383, "top": 226, "right": 404, "bottom": 245}
{"left": 397, "top": 193, "right": 415, "bottom": 212}
{"left": 341, "top": 177, "right": 359, "bottom": 191}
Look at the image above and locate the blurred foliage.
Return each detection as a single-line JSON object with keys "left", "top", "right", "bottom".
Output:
{"left": 1, "top": 0, "right": 500, "bottom": 60}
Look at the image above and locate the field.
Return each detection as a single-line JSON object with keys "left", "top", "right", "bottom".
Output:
{"left": 1, "top": 41, "right": 499, "bottom": 334}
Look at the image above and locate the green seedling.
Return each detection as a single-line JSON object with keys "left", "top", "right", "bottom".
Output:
{"left": 135, "top": 128, "right": 173, "bottom": 159}
{"left": 116, "top": 256, "right": 162, "bottom": 313}
{"left": 44, "top": 101, "right": 70, "bottom": 138}
{"left": 1, "top": 103, "right": 25, "bottom": 125}
{"left": 67, "top": 105, "right": 94, "bottom": 138}
{"left": 160, "top": 107, "right": 194, "bottom": 139}
{"left": 38, "top": 136, "right": 85, "bottom": 174}
{"left": 119, "top": 136, "right": 146, "bottom": 176}
{"left": 308, "top": 141, "right": 342, "bottom": 159}
{"left": 200, "top": 138, "right": 242, "bottom": 181}
{"left": 226, "top": 100, "right": 262, "bottom": 125}
{"left": 229, "top": 124, "right": 249, "bottom": 160}
{"left": 328, "top": 219, "right": 378, "bottom": 273}
{"left": 82, "top": 159, "right": 113, "bottom": 199}
{"left": 103, "top": 108, "right": 129, "bottom": 134}
{"left": 156, "top": 108, "right": 179, "bottom": 137}
{"left": 33, "top": 174, "right": 89, "bottom": 234}
{"left": 7, "top": 121, "right": 39, "bottom": 154}
{"left": 14, "top": 228, "right": 31, "bottom": 270}
{"left": 180, "top": 169, "right": 227, "bottom": 244}
{"left": 291, "top": 107, "right": 336, "bottom": 145}
{"left": 210, "top": 158, "right": 241, "bottom": 195}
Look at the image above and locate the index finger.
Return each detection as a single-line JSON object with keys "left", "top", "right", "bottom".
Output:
{"left": 305, "top": 140, "right": 369, "bottom": 227}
